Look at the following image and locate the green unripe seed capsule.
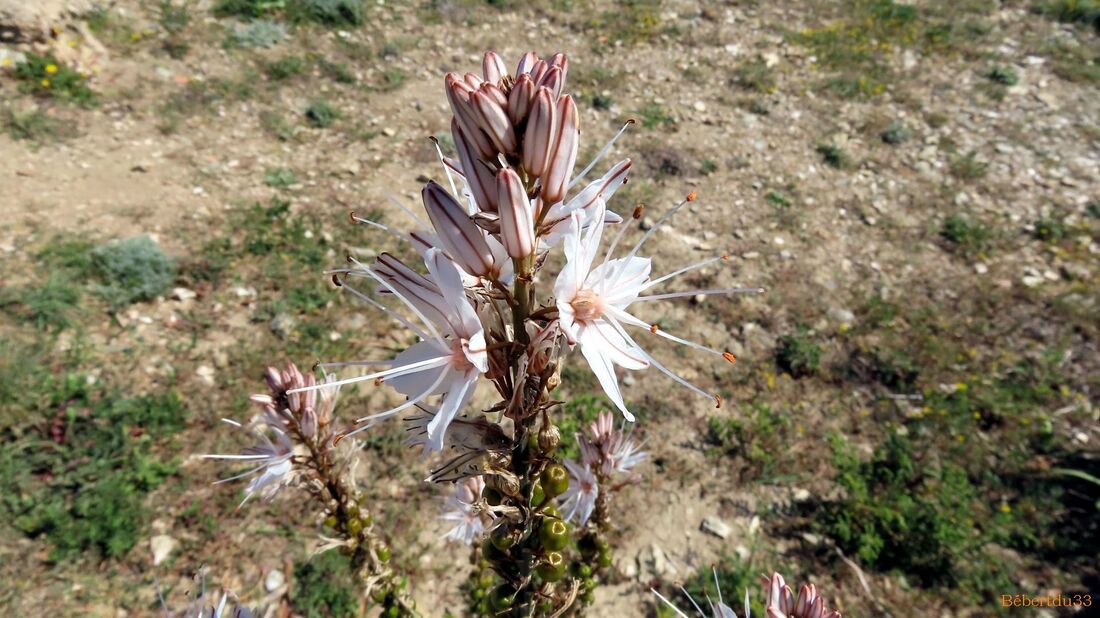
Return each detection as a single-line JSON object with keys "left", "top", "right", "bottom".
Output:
{"left": 385, "top": 606, "right": 399, "bottom": 618}
{"left": 377, "top": 546, "right": 392, "bottom": 562}
{"left": 482, "top": 539, "right": 506, "bottom": 563}
{"left": 542, "top": 504, "right": 562, "bottom": 519}
{"left": 490, "top": 526, "right": 514, "bottom": 550}
{"left": 597, "top": 551, "right": 612, "bottom": 569}
{"left": 539, "top": 518, "right": 569, "bottom": 551}
{"left": 541, "top": 464, "right": 569, "bottom": 497}
{"left": 582, "top": 590, "right": 595, "bottom": 604}
{"left": 579, "top": 564, "right": 592, "bottom": 578}
{"left": 489, "top": 584, "right": 517, "bottom": 611}
{"left": 531, "top": 481, "right": 546, "bottom": 507}
{"left": 371, "top": 588, "right": 387, "bottom": 603}
{"left": 536, "top": 551, "right": 566, "bottom": 582}
{"left": 324, "top": 516, "right": 338, "bottom": 528}
{"left": 595, "top": 538, "right": 610, "bottom": 553}
{"left": 348, "top": 518, "right": 363, "bottom": 536}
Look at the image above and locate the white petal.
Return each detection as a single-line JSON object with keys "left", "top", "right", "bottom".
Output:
{"left": 578, "top": 332, "right": 635, "bottom": 421}
{"left": 384, "top": 341, "right": 453, "bottom": 396}
{"left": 578, "top": 321, "right": 648, "bottom": 371}
{"left": 590, "top": 256, "right": 652, "bottom": 307}
{"left": 424, "top": 248, "right": 482, "bottom": 338}
{"left": 426, "top": 372, "right": 478, "bottom": 451}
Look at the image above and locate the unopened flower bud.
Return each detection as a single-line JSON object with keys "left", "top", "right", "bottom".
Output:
{"left": 495, "top": 168, "right": 535, "bottom": 259}
{"left": 422, "top": 181, "right": 495, "bottom": 277}
{"left": 300, "top": 408, "right": 318, "bottom": 438}
{"left": 482, "top": 50, "right": 507, "bottom": 84}
{"left": 452, "top": 119, "right": 498, "bottom": 212}
{"left": 539, "top": 65, "right": 563, "bottom": 99}
{"left": 264, "top": 366, "right": 283, "bottom": 392}
{"left": 471, "top": 89, "right": 516, "bottom": 155}
{"left": 445, "top": 73, "right": 497, "bottom": 159}
{"left": 540, "top": 95, "right": 578, "bottom": 204}
{"left": 507, "top": 73, "right": 535, "bottom": 125}
{"left": 548, "top": 52, "right": 568, "bottom": 92}
{"left": 522, "top": 87, "right": 556, "bottom": 178}
{"left": 515, "top": 51, "right": 539, "bottom": 77}
{"left": 538, "top": 423, "right": 561, "bottom": 453}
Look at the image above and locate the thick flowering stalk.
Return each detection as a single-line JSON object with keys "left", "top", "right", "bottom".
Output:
{"left": 217, "top": 50, "right": 760, "bottom": 617}
{"left": 204, "top": 364, "right": 419, "bottom": 616}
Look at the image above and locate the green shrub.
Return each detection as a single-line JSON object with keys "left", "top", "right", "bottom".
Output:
{"left": 13, "top": 54, "right": 96, "bottom": 106}
{"left": 820, "top": 433, "right": 981, "bottom": 586}
{"left": 706, "top": 403, "right": 790, "bottom": 477}
{"left": 304, "top": 99, "right": 339, "bottom": 128}
{"left": 264, "top": 167, "right": 298, "bottom": 188}
{"left": 91, "top": 236, "right": 177, "bottom": 308}
{"left": 949, "top": 151, "right": 988, "bottom": 180}
{"left": 1, "top": 376, "right": 185, "bottom": 559}
{"left": 1034, "top": 0, "right": 1100, "bottom": 30}
{"left": 816, "top": 143, "right": 850, "bottom": 169}
{"left": 0, "top": 272, "right": 82, "bottom": 331}
{"left": 776, "top": 326, "right": 822, "bottom": 378}
{"left": 941, "top": 214, "right": 993, "bottom": 257}
{"left": 213, "top": 0, "right": 284, "bottom": 18}
{"left": 229, "top": 19, "right": 288, "bottom": 48}
{"left": 985, "top": 65, "right": 1019, "bottom": 85}
{"left": 293, "top": 551, "right": 359, "bottom": 617}
{"left": 288, "top": 0, "right": 364, "bottom": 26}
{"left": 881, "top": 121, "right": 912, "bottom": 145}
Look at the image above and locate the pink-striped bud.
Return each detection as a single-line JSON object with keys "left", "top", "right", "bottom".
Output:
{"left": 522, "top": 87, "right": 557, "bottom": 178}
{"left": 482, "top": 51, "right": 508, "bottom": 84}
{"left": 496, "top": 168, "right": 535, "bottom": 259}
{"left": 539, "top": 65, "right": 564, "bottom": 99}
{"left": 548, "top": 52, "right": 568, "bottom": 91}
{"left": 515, "top": 51, "right": 539, "bottom": 77}
{"left": 529, "top": 59, "right": 549, "bottom": 84}
{"left": 471, "top": 90, "right": 516, "bottom": 155}
{"left": 445, "top": 73, "right": 497, "bottom": 159}
{"left": 452, "top": 119, "right": 498, "bottom": 212}
{"left": 479, "top": 82, "right": 507, "bottom": 108}
{"left": 463, "top": 72, "right": 483, "bottom": 89}
{"left": 540, "top": 95, "right": 578, "bottom": 204}
{"left": 507, "top": 73, "right": 535, "bottom": 125}
{"left": 422, "top": 181, "right": 495, "bottom": 277}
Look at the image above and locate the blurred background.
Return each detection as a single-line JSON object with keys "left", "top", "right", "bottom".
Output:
{"left": 1, "top": 0, "right": 1097, "bottom": 615}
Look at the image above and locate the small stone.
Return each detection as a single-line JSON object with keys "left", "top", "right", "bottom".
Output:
{"left": 150, "top": 535, "right": 177, "bottom": 566}
{"left": 270, "top": 314, "right": 296, "bottom": 339}
{"left": 693, "top": 100, "right": 706, "bottom": 112}
{"left": 1021, "top": 275, "right": 1043, "bottom": 288}
{"left": 801, "top": 532, "right": 822, "bottom": 545}
{"left": 1074, "top": 432, "right": 1089, "bottom": 445}
{"left": 639, "top": 217, "right": 653, "bottom": 231}
{"left": 650, "top": 543, "right": 677, "bottom": 576}
{"left": 623, "top": 559, "right": 638, "bottom": 578}
{"left": 233, "top": 286, "right": 257, "bottom": 298}
{"left": 196, "top": 365, "right": 216, "bottom": 386}
{"left": 742, "top": 251, "right": 760, "bottom": 260}
{"left": 264, "top": 569, "right": 285, "bottom": 592}
{"left": 973, "top": 263, "right": 989, "bottom": 275}
{"left": 792, "top": 488, "right": 811, "bottom": 502}
{"left": 622, "top": 374, "right": 637, "bottom": 387}
{"left": 701, "top": 516, "right": 731, "bottom": 539}
{"left": 827, "top": 307, "right": 855, "bottom": 325}
{"left": 172, "top": 287, "right": 197, "bottom": 301}
{"left": 382, "top": 127, "right": 397, "bottom": 137}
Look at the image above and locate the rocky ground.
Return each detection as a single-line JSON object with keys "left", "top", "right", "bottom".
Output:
{"left": 1, "top": 0, "right": 1098, "bottom": 616}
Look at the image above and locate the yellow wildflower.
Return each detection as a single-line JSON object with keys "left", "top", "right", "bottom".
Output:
{"left": 40, "top": 78, "right": 50, "bottom": 88}
{"left": 45, "top": 64, "right": 58, "bottom": 74}
{"left": 999, "top": 503, "right": 1012, "bottom": 514}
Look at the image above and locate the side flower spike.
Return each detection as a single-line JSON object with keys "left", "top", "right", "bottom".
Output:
{"left": 440, "top": 475, "right": 493, "bottom": 545}
{"left": 763, "top": 573, "right": 841, "bottom": 618}
{"left": 496, "top": 167, "right": 535, "bottom": 259}
{"left": 202, "top": 417, "right": 295, "bottom": 508}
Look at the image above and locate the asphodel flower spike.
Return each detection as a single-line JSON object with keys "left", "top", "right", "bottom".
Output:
{"left": 496, "top": 167, "right": 535, "bottom": 259}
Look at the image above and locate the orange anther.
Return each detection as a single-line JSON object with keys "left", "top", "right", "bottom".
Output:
{"left": 650, "top": 324, "right": 659, "bottom": 334}
{"left": 721, "top": 252, "right": 729, "bottom": 261}
{"left": 686, "top": 191, "right": 697, "bottom": 202}
{"left": 722, "top": 351, "right": 736, "bottom": 364}
{"left": 633, "top": 204, "right": 645, "bottom": 220}
{"left": 714, "top": 394, "right": 722, "bottom": 408}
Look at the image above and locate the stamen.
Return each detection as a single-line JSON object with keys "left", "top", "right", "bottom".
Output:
{"left": 385, "top": 192, "right": 431, "bottom": 230}
{"left": 569, "top": 119, "right": 634, "bottom": 190}
{"left": 680, "top": 585, "right": 706, "bottom": 615}
{"left": 336, "top": 367, "right": 451, "bottom": 442}
{"left": 287, "top": 355, "right": 451, "bottom": 393}
{"left": 650, "top": 589, "right": 691, "bottom": 618}
{"left": 642, "top": 255, "right": 726, "bottom": 290}
{"left": 604, "top": 313, "right": 719, "bottom": 404}
{"left": 605, "top": 305, "right": 727, "bottom": 358}
{"left": 331, "top": 278, "right": 436, "bottom": 344}
{"left": 722, "top": 352, "right": 736, "bottom": 364}
{"left": 362, "top": 265, "right": 448, "bottom": 345}
{"left": 429, "top": 135, "right": 462, "bottom": 198}
{"left": 636, "top": 287, "right": 765, "bottom": 302}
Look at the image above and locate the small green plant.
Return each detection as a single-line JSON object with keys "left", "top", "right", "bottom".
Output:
{"left": 556, "top": 394, "right": 606, "bottom": 461}
{"left": 881, "top": 121, "right": 912, "bottom": 145}
{"left": 765, "top": 190, "right": 791, "bottom": 209}
{"left": 816, "top": 143, "right": 850, "bottom": 169}
{"left": 1033, "top": 217, "right": 1067, "bottom": 242}
{"left": 776, "top": 326, "right": 822, "bottom": 378}
{"left": 706, "top": 404, "right": 790, "bottom": 477}
{"left": 304, "top": 99, "right": 339, "bottom": 128}
{"left": 3, "top": 107, "right": 61, "bottom": 142}
{"left": 985, "top": 65, "right": 1019, "bottom": 85}
{"left": 733, "top": 59, "right": 777, "bottom": 93}
{"left": 213, "top": 0, "right": 284, "bottom": 18}
{"left": 591, "top": 93, "right": 614, "bottom": 110}
{"left": 288, "top": 0, "right": 364, "bottom": 26}
{"left": 941, "top": 214, "right": 993, "bottom": 257}
{"left": 90, "top": 236, "right": 177, "bottom": 308}
{"left": 699, "top": 159, "right": 718, "bottom": 175}
{"left": 266, "top": 55, "right": 307, "bottom": 80}
{"left": 229, "top": 19, "right": 288, "bottom": 48}
{"left": 13, "top": 54, "right": 95, "bottom": 106}
{"left": 0, "top": 273, "right": 82, "bottom": 331}
{"left": 318, "top": 57, "right": 356, "bottom": 84}
{"left": 265, "top": 167, "right": 298, "bottom": 189}
{"left": 157, "top": 0, "right": 191, "bottom": 58}
{"left": 636, "top": 102, "right": 675, "bottom": 129}
{"left": 381, "top": 68, "right": 407, "bottom": 91}
{"left": 292, "top": 551, "right": 360, "bottom": 617}
{"left": 950, "top": 151, "right": 988, "bottom": 180}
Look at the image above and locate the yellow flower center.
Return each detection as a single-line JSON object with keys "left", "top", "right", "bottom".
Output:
{"left": 570, "top": 289, "right": 604, "bottom": 322}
